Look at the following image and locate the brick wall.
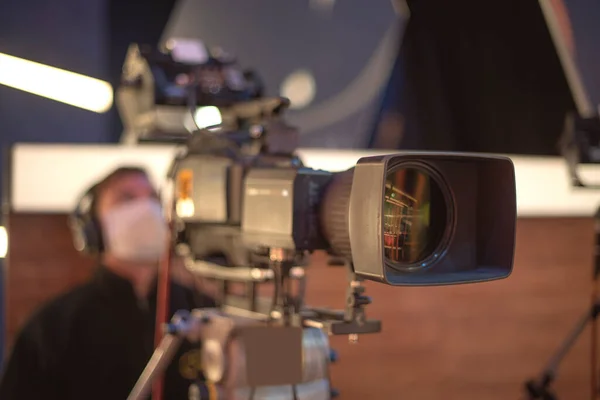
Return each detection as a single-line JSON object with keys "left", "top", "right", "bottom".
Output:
{"left": 5, "top": 214, "right": 94, "bottom": 350}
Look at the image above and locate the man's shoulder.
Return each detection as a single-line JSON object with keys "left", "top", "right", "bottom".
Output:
{"left": 21, "top": 281, "right": 99, "bottom": 338}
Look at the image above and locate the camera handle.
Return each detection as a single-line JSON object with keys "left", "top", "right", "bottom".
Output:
{"left": 344, "top": 265, "right": 372, "bottom": 343}
{"left": 524, "top": 204, "right": 600, "bottom": 400}
{"left": 304, "top": 262, "right": 381, "bottom": 339}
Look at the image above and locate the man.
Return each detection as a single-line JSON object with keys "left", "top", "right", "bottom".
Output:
{"left": 0, "top": 166, "right": 217, "bottom": 399}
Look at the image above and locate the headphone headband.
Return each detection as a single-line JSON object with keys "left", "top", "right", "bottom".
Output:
{"left": 69, "top": 183, "right": 103, "bottom": 254}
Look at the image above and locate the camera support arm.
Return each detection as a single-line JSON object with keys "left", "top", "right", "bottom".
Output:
{"left": 303, "top": 263, "right": 382, "bottom": 339}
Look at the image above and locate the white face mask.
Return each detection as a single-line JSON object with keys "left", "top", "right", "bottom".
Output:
{"left": 101, "top": 198, "right": 169, "bottom": 263}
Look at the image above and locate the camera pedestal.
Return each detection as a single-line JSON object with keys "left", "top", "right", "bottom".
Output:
{"left": 128, "top": 308, "right": 332, "bottom": 400}
{"left": 133, "top": 250, "right": 374, "bottom": 400}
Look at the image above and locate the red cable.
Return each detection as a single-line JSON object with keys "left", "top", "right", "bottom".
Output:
{"left": 152, "top": 246, "right": 172, "bottom": 400}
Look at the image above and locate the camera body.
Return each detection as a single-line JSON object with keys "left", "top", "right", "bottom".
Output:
{"left": 117, "top": 38, "right": 517, "bottom": 286}
{"left": 171, "top": 138, "right": 517, "bottom": 285}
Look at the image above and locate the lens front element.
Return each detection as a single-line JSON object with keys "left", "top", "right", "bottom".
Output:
{"left": 383, "top": 166, "right": 450, "bottom": 270}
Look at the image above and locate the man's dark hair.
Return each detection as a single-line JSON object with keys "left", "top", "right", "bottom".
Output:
{"left": 89, "top": 166, "right": 150, "bottom": 217}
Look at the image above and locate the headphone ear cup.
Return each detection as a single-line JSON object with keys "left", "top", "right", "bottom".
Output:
{"left": 70, "top": 184, "right": 102, "bottom": 255}
{"left": 69, "top": 217, "right": 103, "bottom": 255}
{"left": 68, "top": 216, "right": 88, "bottom": 253}
{"left": 83, "top": 218, "right": 103, "bottom": 254}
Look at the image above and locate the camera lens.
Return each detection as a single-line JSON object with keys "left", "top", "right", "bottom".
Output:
{"left": 383, "top": 166, "right": 450, "bottom": 269}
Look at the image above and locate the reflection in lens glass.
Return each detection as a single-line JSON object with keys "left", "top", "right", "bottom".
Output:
{"left": 383, "top": 167, "right": 448, "bottom": 266}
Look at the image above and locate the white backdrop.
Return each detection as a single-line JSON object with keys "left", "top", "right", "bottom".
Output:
{"left": 8, "top": 143, "right": 600, "bottom": 216}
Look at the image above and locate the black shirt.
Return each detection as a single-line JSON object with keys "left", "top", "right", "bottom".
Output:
{"left": 0, "top": 266, "right": 216, "bottom": 399}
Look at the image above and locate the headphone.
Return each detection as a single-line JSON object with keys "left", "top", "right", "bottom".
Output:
{"left": 68, "top": 183, "right": 104, "bottom": 255}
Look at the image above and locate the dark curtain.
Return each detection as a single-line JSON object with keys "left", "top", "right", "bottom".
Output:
{"left": 107, "top": 0, "right": 179, "bottom": 142}
{"left": 371, "top": 0, "right": 575, "bottom": 155}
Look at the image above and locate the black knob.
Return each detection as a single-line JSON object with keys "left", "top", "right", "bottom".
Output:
{"left": 354, "top": 295, "right": 371, "bottom": 307}
{"left": 330, "top": 388, "right": 340, "bottom": 398}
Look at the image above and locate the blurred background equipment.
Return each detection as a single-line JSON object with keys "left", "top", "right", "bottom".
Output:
{"left": 522, "top": 2, "right": 600, "bottom": 392}
{"left": 538, "top": 0, "right": 600, "bottom": 189}
{"left": 522, "top": 11, "right": 600, "bottom": 387}
{"left": 559, "top": 113, "right": 600, "bottom": 188}
{"left": 162, "top": 0, "right": 407, "bottom": 148}
{"left": 538, "top": 0, "right": 600, "bottom": 119}
{"left": 117, "top": 39, "right": 266, "bottom": 144}
{"left": 523, "top": 206, "right": 600, "bottom": 400}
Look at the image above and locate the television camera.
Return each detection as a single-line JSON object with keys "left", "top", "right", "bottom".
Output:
{"left": 123, "top": 39, "right": 517, "bottom": 400}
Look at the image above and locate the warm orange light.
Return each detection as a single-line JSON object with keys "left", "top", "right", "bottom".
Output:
{"left": 175, "top": 169, "right": 194, "bottom": 218}
{"left": 177, "top": 169, "right": 193, "bottom": 199}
